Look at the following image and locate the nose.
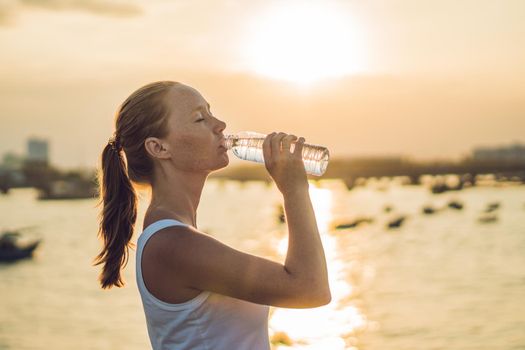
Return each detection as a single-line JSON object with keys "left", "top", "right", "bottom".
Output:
{"left": 215, "top": 117, "right": 226, "bottom": 134}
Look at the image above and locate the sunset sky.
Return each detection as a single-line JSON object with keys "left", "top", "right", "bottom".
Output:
{"left": 1, "top": 0, "right": 524, "bottom": 169}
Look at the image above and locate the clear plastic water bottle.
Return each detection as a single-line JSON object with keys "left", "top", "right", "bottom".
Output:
{"left": 224, "top": 131, "right": 330, "bottom": 176}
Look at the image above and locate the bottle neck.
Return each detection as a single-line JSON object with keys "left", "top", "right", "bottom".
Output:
{"left": 224, "top": 131, "right": 267, "bottom": 150}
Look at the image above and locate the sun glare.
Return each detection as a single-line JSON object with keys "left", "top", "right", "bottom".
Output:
{"left": 239, "top": 2, "right": 368, "bottom": 86}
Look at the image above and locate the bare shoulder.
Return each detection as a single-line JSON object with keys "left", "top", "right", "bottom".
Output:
{"left": 141, "top": 208, "right": 215, "bottom": 269}
{"left": 145, "top": 223, "right": 215, "bottom": 258}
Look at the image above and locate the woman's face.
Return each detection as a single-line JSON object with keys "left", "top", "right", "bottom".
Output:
{"left": 161, "top": 84, "right": 228, "bottom": 172}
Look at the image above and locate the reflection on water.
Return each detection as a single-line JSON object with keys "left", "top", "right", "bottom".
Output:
{"left": 1, "top": 181, "right": 525, "bottom": 350}
{"left": 271, "top": 186, "right": 366, "bottom": 349}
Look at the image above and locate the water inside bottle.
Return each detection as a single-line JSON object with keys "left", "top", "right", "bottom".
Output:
{"left": 226, "top": 135, "right": 329, "bottom": 176}
{"left": 230, "top": 137, "right": 266, "bottom": 163}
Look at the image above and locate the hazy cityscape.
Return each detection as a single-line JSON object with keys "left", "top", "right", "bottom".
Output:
{"left": 1, "top": 136, "right": 524, "bottom": 199}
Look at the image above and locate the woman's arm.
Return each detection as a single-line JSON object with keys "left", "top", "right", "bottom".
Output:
{"left": 146, "top": 132, "right": 331, "bottom": 308}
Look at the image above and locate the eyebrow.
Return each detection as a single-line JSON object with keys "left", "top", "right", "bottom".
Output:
{"left": 192, "top": 102, "right": 210, "bottom": 113}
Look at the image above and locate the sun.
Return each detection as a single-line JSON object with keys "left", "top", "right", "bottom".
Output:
{"left": 239, "top": 1, "right": 368, "bottom": 86}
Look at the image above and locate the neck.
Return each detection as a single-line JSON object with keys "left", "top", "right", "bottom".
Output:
{"left": 149, "top": 166, "right": 209, "bottom": 228}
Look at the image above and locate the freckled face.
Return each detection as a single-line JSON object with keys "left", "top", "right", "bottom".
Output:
{"left": 163, "top": 84, "right": 228, "bottom": 172}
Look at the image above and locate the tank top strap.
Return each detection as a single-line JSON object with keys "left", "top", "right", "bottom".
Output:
{"left": 140, "top": 219, "right": 189, "bottom": 241}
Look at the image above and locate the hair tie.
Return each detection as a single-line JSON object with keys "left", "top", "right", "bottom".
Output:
{"left": 108, "top": 135, "right": 122, "bottom": 152}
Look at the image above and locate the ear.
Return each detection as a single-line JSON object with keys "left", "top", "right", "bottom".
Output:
{"left": 144, "top": 137, "right": 171, "bottom": 160}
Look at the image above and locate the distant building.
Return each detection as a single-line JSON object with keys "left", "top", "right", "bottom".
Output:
{"left": 0, "top": 152, "right": 27, "bottom": 188}
{"left": 2, "top": 152, "right": 25, "bottom": 170}
{"left": 26, "top": 137, "right": 49, "bottom": 165}
{"left": 472, "top": 143, "right": 525, "bottom": 162}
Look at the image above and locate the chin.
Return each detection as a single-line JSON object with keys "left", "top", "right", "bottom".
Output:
{"left": 210, "top": 154, "right": 229, "bottom": 172}
{"left": 219, "top": 154, "right": 230, "bottom": 168}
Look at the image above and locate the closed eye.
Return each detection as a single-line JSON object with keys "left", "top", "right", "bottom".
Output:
{"left": 196, "top": 118, "right": 205, "bottom": 122}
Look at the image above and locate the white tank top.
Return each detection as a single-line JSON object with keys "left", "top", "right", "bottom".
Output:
{"left": 136, "top": 219, "right": 270, "bottom": 350}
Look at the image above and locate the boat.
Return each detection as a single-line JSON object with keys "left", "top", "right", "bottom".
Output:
{"left": 37, "top": 179, "right": 97, "bottom": 200}
{"left": 333, "top": 217, "right": 374, "bottom": 230}
{"left": 484, "top": 202, "right": 500, "bottom": 213}
{"left": 387, "top": 216, "right": 406, "bottom": 229}
{"left": 422, "top": 205, "right": 437, "bottom": 215}
{"left": 478, "top": 213, "right": 498, "bottom": 223}
{"left": 0, "top": 231, "right": 41, "bottom": 262}
{"left": 447, "top": 200, "right": 464, "bottom": 210}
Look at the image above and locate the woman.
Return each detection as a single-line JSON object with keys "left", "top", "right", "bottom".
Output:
{"left": 95, "top": 81, "right": 330, "bottom": 349}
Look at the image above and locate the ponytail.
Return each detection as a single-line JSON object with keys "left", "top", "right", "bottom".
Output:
{"left": 94, "top": 140, "right": 138, "bottom": 289}
{"left": 94, "top": 80, "right": 176, "bottom": 289}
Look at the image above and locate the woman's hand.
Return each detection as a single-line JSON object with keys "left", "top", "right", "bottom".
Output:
{"left": 262, "top": 132, "right": 308, "bottom": 196}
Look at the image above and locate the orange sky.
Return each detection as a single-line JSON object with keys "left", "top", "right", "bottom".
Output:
{"left": 0, "top": 0, "right": 524, "bottom": 168}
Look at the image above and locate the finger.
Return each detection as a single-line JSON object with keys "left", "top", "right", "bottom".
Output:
{"left": 281, "top": 134, "right": 297, "bottom": 156}
{"left": 271, "top": 132, "right": 286, "bottom": 158}
{"left": 262, "top": 132, "right": 275, "bottom": 163}
{"left": 293, "top": 137, "right": 305, "bottom": 158}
